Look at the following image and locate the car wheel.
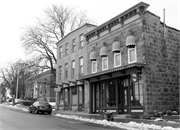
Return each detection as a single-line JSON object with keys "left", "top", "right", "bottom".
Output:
{"left": 28, "top": 108, "right": 32, "bottom": 113}
{"left": 35, "top": 109, "right": 39, "bottom": 114}
{"left": 48, "top": 111, "right": 52, "bottom": 115}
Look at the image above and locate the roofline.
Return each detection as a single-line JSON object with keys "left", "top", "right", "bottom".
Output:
{"left": 85, "top": 2, "right": 149, "bottom": 37}
{"left": 56, "top": 23, "right": 97, "bottom": 45}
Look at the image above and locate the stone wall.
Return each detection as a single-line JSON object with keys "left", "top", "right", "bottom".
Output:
{"left": 143, "top": 11, "right": 180, "bottom": 115}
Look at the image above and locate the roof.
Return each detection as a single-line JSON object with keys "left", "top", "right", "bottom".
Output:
{"left": 56, "top": 23, "right": 97, "bottom": 45}
{"left": 79, "top": 62, "right": 146, "bottom": 79}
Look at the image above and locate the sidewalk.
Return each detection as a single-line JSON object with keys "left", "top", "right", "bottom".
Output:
{"left": 52, "top": 110, "right": 180, "bottom": 128}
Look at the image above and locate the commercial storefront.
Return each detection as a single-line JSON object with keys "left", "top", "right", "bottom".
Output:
{"left": 81, "top": 63, "right": 145, "bottom": 115}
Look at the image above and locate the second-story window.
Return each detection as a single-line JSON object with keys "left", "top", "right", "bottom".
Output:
{"left": 71, "top": 60, "right": 75, "bottom": 78}
{"left": 72, "top": 39, "right": 75, "bottom": 52}
{"left": 79, "top": 57, "right": 83, "bottom": 75}
{"left": 102, "top": 57, "right": 108, "bottom": 71}
{"left": 128, "top": 47, "right": 137, "bottom": 64}
{"left": 66, "top": 43, "right": 69, "bottom": 55}
{"left": 65, "top": 63, "right": 68, "bottom": 79}
{"left": 59, "top": 46, "right": 62, "bottom": 58}
{"left": 80, "top": 34, "right": 84, "bottom": 48}
{"left": 92, "top": 61, "right": 97, "bottom": 73}
{"left": 59, "top": 65, "right": 62, "bottom": 80}
{"left": 114, "top": 52, "right": 121, "bottom": 67}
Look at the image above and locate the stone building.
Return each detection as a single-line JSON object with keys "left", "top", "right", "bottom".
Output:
{"left": 56, "top": 23, "right": 97, "bottom": 111}
{"left": 79, "top": 2, "right": 179, "bottom": 116}
{"left": 25, "top": 69, "right": 56, "bottom": 102}
{"left": 56, "top": 2, "right": 179, "bottom": 116}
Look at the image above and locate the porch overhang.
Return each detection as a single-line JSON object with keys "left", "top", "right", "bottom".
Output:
{"left": 79, "top": 62, "right": 145, "bottom": 80}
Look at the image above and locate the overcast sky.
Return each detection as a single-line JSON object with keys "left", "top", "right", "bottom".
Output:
{"left": 0, "top": 0, "right": 179, "bottom": 68}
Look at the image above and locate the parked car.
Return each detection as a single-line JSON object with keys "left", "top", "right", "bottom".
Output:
{"left": 20, "top": 97, "right": 36, "bottom": 106}
{"left": 28, "top": 100, "right": 52, "bottom": 114}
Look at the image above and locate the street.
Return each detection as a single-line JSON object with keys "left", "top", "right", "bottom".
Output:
{"left": 0, "top": 105, "right": 122, "bottom": 130}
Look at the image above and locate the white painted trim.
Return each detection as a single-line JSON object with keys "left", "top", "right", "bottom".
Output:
{"left": 124, "top": 14, "right": 140, "bottom": 25}
{"left": 100, "top": 30, "right": 109, "bottom": 37}
{"left": 102, "top": 57, "right": 108, "bottom": 71}
{"left": 114, "top": 52, "right": 122, "bottom": 67}
{"left": 111, "top": 23, "right": 122, "bottom": 31}
{"left": 128, "top": 46, "right": 137, "bottom": 64}
{"left": 131, "top": 109, "right": 143, "bottom": 112}
{"left": 92, "top": 61, "right": 97, "bottom": 73}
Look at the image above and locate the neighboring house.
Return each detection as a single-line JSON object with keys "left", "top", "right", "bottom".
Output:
{"left": 56, "top": 23, "right": 97, "bottom": 111}
{"left": 78, "top": 1, "right": 180, "bottom": 117}
{"left": 25, "top": 70, "right": 56, "bottom": 102}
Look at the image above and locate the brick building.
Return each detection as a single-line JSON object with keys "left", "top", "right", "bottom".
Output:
{"left": 56, "top": 2, "right": 179, "bottom": 116}
{"left": 56, "top": 23, "right": 97, "bottom": 111}
{"left": 25, "top": 70, "right": 56, "bottom": 102}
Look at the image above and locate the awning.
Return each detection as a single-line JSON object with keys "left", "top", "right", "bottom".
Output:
{"left": 100, "top": 46, "right": 108, "bottom": 57}
{"left": 112, "top": 41, "right": 121, "bottom": 52}
{"left": 126, "top": 35, "right": 136, "bottom": 47}
{"left": 79, "top": 62, "right": 145, "bottom": 80}
{"left": 90, "top": 51, "right": 97, "bottom": 61}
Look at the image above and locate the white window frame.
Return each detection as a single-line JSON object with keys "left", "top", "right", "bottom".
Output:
{"left": 71, "top": 60, "right": 75, "bottom": 77}
{"left": 79, "top": 57, "right": 83, "bottom": 75}
{"left": 59, "top": 46, "right": 62, "bottom": 58}
{"left": 72, "top": 39, "right": 75, "bottom": 52}
{"left": 59, "top": 65, "right": 62, "bottom": 80}
{"left": 65, "top": 63, "right": 68, "bottom": 79}
{"left": 80, "top": 34, "right": 84, "bottom": 48}
{"left": 66, "top": 43, "right": 69, "bottom": 55}
{"left": 102, "top": 57, "right": 108, "bottom": 71}
{"left": 128, "top": 47, "right": 137, "bottom": 64}
{"left": 114, "top": 52, "right": 122, "bottom": 67}
{"left": 92, "top": 61, "right": 97, "bottom": 73}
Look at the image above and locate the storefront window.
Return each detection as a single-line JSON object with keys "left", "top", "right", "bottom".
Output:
{"left": 131, "top": 83, "right": 143, "bottom": 106}
{"left": 79, "top": 86, "right": 84, "bottom": 104}
{"left": 72, "top": 87, "right": 77, "bottom": 105}
{"left": 96, "top": 84, "right": 99, "bottom": 107}
{"left": 64, "top": 88, "right": 69, "bottom": 105}
{"left": 106, "top": 80, "right": 116, "bottom": 107}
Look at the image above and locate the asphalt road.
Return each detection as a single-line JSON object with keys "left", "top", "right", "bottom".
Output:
{"left": 0, "top": 105, "right": 122, "bottom": 130}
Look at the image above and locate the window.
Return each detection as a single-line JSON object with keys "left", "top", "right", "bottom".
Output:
{"left": 79, "top": 57, "right": 83, "bottom": 75}
{"left": 71, "top": 60, "right": 75, "bottom": 78}
{"left": 65, "top": 43, "right": 69, "bottom": 55}
{"left": 65, "top": 63, "right": 68, "bottom": 79}
{"left": 72, "top": 39, "right": 75, "bottom": 52}
{"left": 114, "top": 52, "right": 121, "bottom": 67}
{"left": 59, "top": 66, "right": 62, "bottom": 80}
{"left": 102, "top": 57, "right": 108, "bottom": 70}
{"left": 59, "top": 46, "right": 62, "bottom": 58}
{"left": 80, "top": 34, "right": 84, "bottom": 48}
{"left": 92, "top": 61, "right": 97, "bottom": 73}
{"left": 128, "top": 47, "right": 137, "bottom": 63}
{"left": 72, "top": 87, "right": 77, "bottom": 105}
{"left": 130, "top": 82, "right": 143, "bottom": 106}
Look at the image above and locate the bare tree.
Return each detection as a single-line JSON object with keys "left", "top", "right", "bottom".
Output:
{"left": 21, "top": 4, "right": 96, "bottom": 76}
{"left": 0, "top": 60, "right": 41, "bottom": 98}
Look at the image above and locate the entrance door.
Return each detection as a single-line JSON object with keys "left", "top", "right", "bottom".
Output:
{"left": 118, "top": 77, "right": 130, "bottom": 114}
{"left": 122, "top": 86, "right": 129, "bottom": 113}
{"left": 64, "top": 88, "right": 70, "bottom": 110}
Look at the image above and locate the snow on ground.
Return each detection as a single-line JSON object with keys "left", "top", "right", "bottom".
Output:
{"left": 1, "top": 104, "right": 180, "bottom": 130}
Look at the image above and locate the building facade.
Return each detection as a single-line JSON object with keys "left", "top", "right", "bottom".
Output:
{"left": 25, "top": 70, "right": 56, "bottom": 102}
{"left": 56, "top": 2, "right": 179, "bottom": 116}
{"left": 56, "top": 23, "right": 97, "bottom": 111}
{"left": 79, "top": 2, "right": 179, "bottom": 116}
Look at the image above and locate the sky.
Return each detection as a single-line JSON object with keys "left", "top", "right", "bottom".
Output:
{"left": 0, "top": 0, "right": 179, "bottom": 68}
